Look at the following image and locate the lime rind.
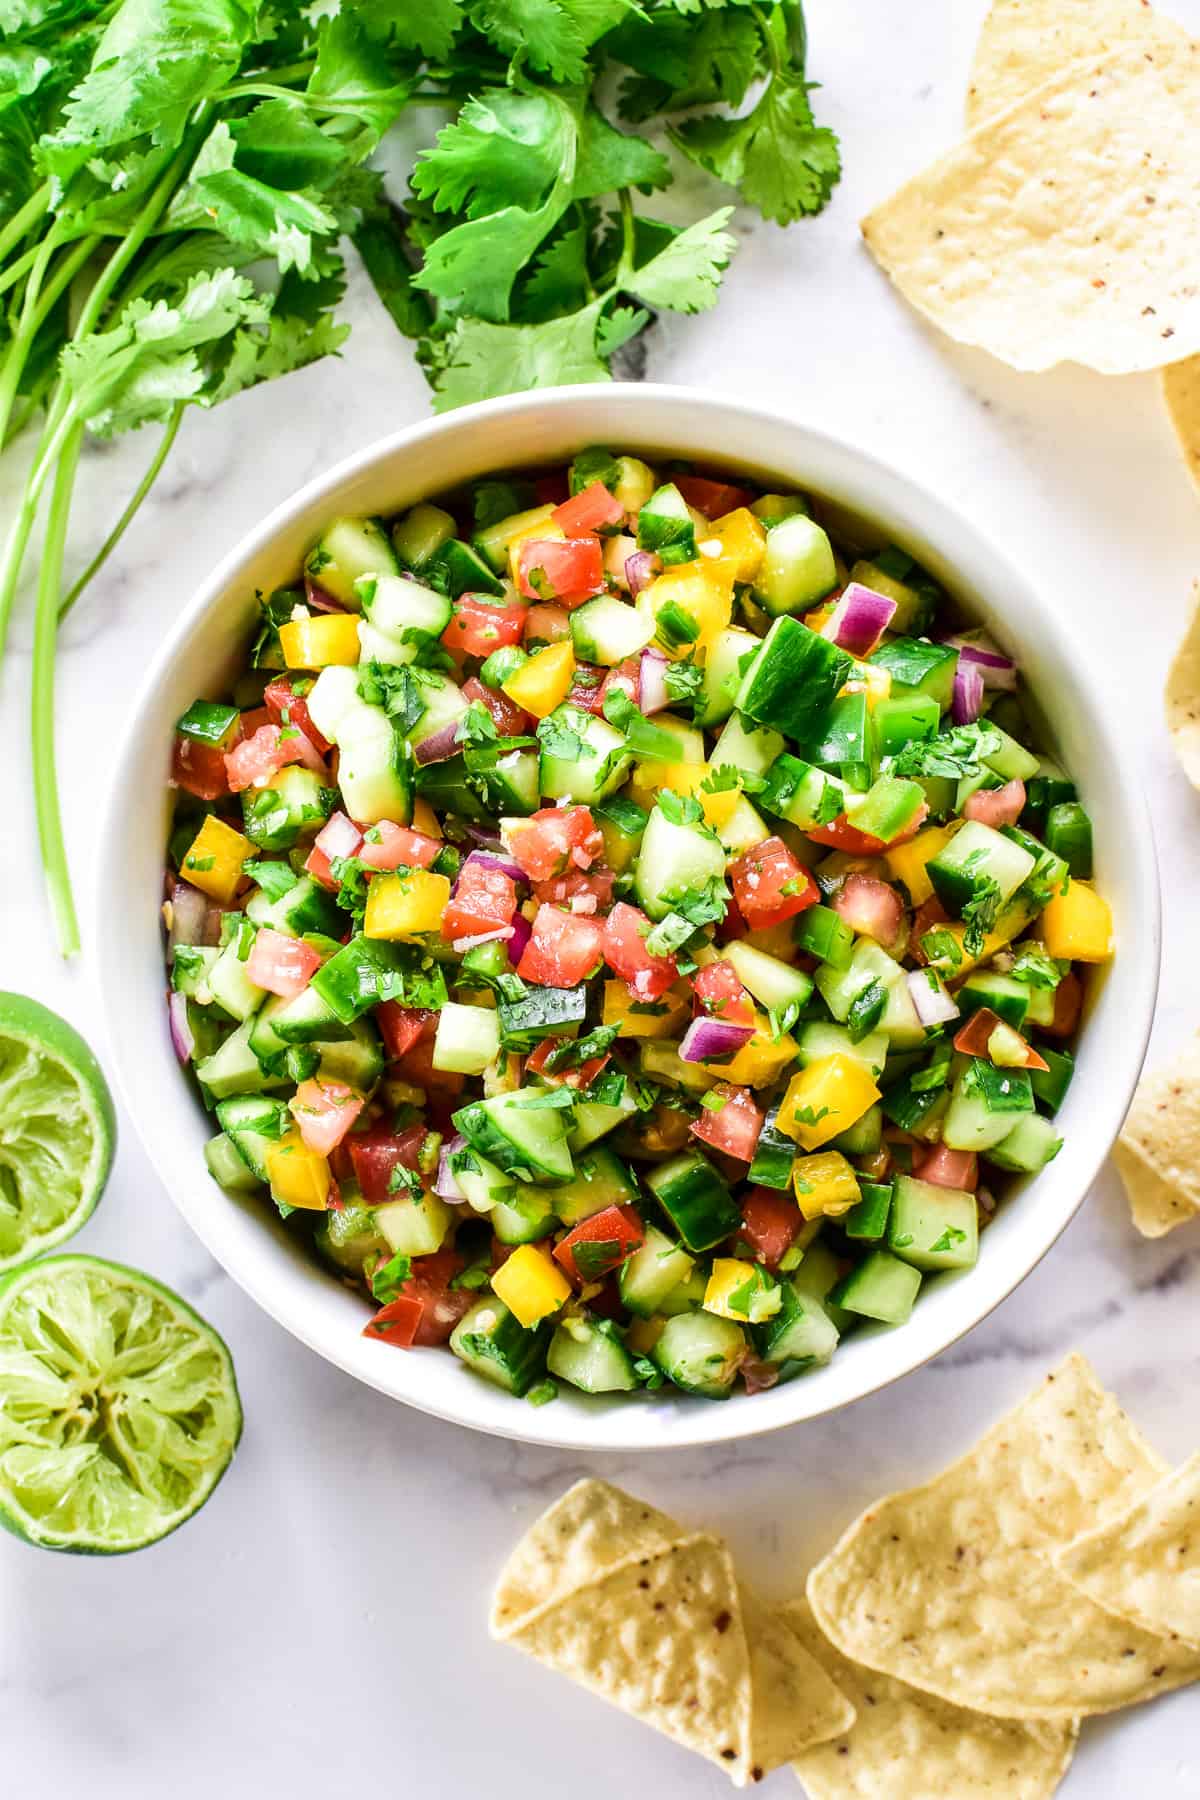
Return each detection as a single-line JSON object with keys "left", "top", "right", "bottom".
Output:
{"left": 0, "top": 994, "right": 116, "bottom": 1274}
{"left": 0, "top": 1255, "right": 241, "bottom": 1554}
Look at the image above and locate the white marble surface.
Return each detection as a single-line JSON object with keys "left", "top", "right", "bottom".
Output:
{"left": 3, "top": 2, "right": 1200, "bottom": 1793}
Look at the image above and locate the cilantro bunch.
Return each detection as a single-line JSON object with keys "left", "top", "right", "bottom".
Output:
{"left": 0, "top": 0, "right": 839, "bottom": 953}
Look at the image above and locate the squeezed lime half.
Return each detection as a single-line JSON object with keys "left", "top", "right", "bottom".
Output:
{"left": 0, "top": 993, "right": 115, "bottom": 1273}
{"left": 0, "top": 1255, "right": 241, "bottom": 1553}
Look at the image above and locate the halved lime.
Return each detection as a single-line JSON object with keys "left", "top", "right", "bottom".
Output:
{"left": 0, "top": 993, "right": 116, "bottom": 1272}
{"left": 0, "top": 1255, "right": 241, "bottom": 1553}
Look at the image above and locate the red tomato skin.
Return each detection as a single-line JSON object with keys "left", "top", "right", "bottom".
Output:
{"left": 505, "top": 807, "right": 602, "bottom": 882}
{"left": 596, "top": 659, "right": 640, "bottom": 714}
{"left": 909, "top": 896, "right": 951, "bottom": 964}
{"left": 461, "top": 676, "right": 531, "bottom": 738}
{"left": 389, "top": 1028, "right": 465, "bottom": 1109}
{"left": 601, "top": 901, "right": 678, "bottom": 1002}
{"left": 964, "top": 780, "right": 1026, "bottom": 829}
{"left": 264, "top": 675, "right": 331, "bottom": 754}
{"left": 348, "top": 1122, "right": 430, "bottom": 1204}
{"left": 553, "top": 1204, "right": 644, "bottom": 1284}
{"left": 524, "top": 1038, "right": 611, "bottom": 1091}
{"left": 738, "top": 1188, "right": 803, "bottom": 1270}
{"left": 914, "top": 1144, "right": 979, "bottom": 1191}
{"left": 1043, "top": 971, "right": 1082, "bottom": 1039}
{"left": 359, "top": 822, "right": 441, "bottom": 871}
{"left": 441, "top": 595, "right": 526, "bottom": 661}
{"left": 567, "top": 662, "right": 608, "bottom": 714}
{"left": 523, "top": 603, "right": 571, "bottom": 646}
{"left": 832, "top": 874, "right": 906, "bottom": 950}
{"left": 532, "top": 868, "right": 614, "bottom": 914}
{"left": 805, "top": 817, "right": 887, "bottom": 855}
{"left": 374, "top": 1003, "right": 434, "bottom": 1060}
{"left": 304, "top": 844, "right": 337, "bottom": 889}
{"left": 442, "top": 863, "right": 518, "bottom": 942}
{"left": 224, "top": 723, "right": 324, "bottom": 793}
{"left": 516, "top": 537, "right": 605, "bottom": 607}
{"left": 517, "top": 904, "right": 605, "bottom": 986}
{"left": 245, "top": 928, "right": 323, "bottom": 1000}
{"left": 674, "top": 474, "right": 754, "bottom": 518}
{"left": 691, "top": 960, "right": 756, "bottom": 1027}
{"left": 405, "top": 1249, "right": 475, "bottom": 1345}
{"left": 172, "top": 735, "right": 235, "bottom": 801}
{"left": 552, "top": 481, "right": 624, "bottom": 535}
{"left": 690, "top": 1084, "right": 763, "bottom": 1162}
{"left": 362, "top": 1294, "right": 424, "bottom": 1348}
{"left": 729, "top": 837, "right": 820, "bottom": 931}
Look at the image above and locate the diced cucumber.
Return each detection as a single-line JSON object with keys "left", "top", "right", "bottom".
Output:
{"left": 548, "top": 1318, "right": 638, "bottom": 1393}
{"left": 724, "top": 941, "right": 814, "bottom": 1016}
{"left": 391, "top": 502, "right": 455, "bottom": 570}
{"left": 453, "top": 1091, "right": 575, "bottom": 1185}
{"left": 545, "top": 1146, "right": 638, "bottom": 1225}
{"left": 196, "top": 1019, "right": 288, "bottom": 1101}
{"left": 843, "top": 1180, "right": 893, "bottom": 1240}
{"left": 569, "top": 596, "right": 654, "bottom": 666}
{"left": 816, "top": 940, "right": 925, "bottom": 1049}
{"left": 207, "top": 933, "right": 264, "bottom": 1023}
{"left": 204, "top": 1131, "right": 264, "bottom": 1192}
{"left": 633, "top": 805, "right": 727, "bottom": 922}
{"left": 793, "top": 904, "right": 854, "bottom": 969}
{"left": 927, "top": 819, "right": 1035, "bottom": 913}
{"left": 358, "top": 620, "right": 416, "bottom": 668}
{"left": 451, "top": 1143, "right": 514, "bottom": 1215}
{"left": 171, "top": 945, "right": 219, "bottom": 1000}
{"left": 747, "top": 1107, "right": 795, "bottom": 1190}
{"left": 958, "top": 969, "right": 1030, "bottom": 1029}
{"left": 1030, "top": 1048, "right": 1074, "bottom": 1114}
{"left": 490, "top": 1187, "right": 560, "bottom": 1245}
{"left": 213, "top": 1094, "right": 291, "bottom": 1180}
{"left": 472, "top": 502, "right": 555, "bottom": 573}
{"left": 752, "top": 513, "right": 836, "bottom": 616}
{"left": 304, "top": 665, "right": 361, "bottom": 744}
{"left": 874, "top": 693, "right": 940, "bottom": 757}
{"left": 374, "top": 1191, "right": 453, "bottom": 1256}
{"left": 450, "top": 1297, "right": 550, "bottom": 1397}
{"left": 433, "top": 1002, "right": 502, "bottom": 1076}
{"left": 305, "top": 516, "right": 398, "bottom": 607}
{"left": 646, "top": 1150, "right": 740, "bottom": 1253}
{"left": 753, "top": 492, "right": 809, "bottom": 523}
{"left": 252, "top": 874, "right": 342, "bottom": 940}
{"left": 759, "top": 752, "right": 847, "bottom": 832}
{"left": 736, "top": 616, "right": 852, "bottom": 743}
{"left": 810, "top": 690, "right": 874, "bottom": 782}
{"left": 337, "top": 707, "right": 415, "bottom": 827}
{"left": 538, "top": 705, "right": 630, "bottom": 804}
{"left": 795, "top": 1021, "right": 888, "bottom": 1077}
{"left": 711, "top": 712, "right": 784, "bottom": 778}
{"left": 426, "top": 538, "right": 505, "bottom": 599}
{"left": 475, "top": 748, "right": 540, "bottom": 818}
{"left": 981, "top": 725, "right": 1040, "bottom": 784}
{"left": 594, "top": 795, "right": 647, "bottom": 871}
{"left": 942, "top": 1058, "right": 1035, "bottom": 1152}
{"left": 314, "top": 1203, "right": 391, "bottom": 1277}
{"left": 639, "top": 1041, "right": 719, "bottom": 1096}
{"left": 638, "top": 482, "right": 696, "bottom": 565}
{"left": 242, "top": 765, "right": 332, "bottom": 851}
{"left": 828, "top": 1250, "right": 922, "bottom": 1325}
{"left": 258, "top": 984, "right": 351, "bottom": 1045}
{"left": 887, "top": 1174, "right": 979, "bottom": 1272}
{"left": 618, "top": 1225, "right": 696, "bottom": 1318}
{"left": 714, "top": 797, "right": 771, "bottom": 855}
{"left": 567, "top": 1089, "right": 640, "bottom": 1148}
{"left": 830, "top": 1102, "right": 883, "bottom": 1157}
{"left": 790, "top": 1241, "right": 855, "bottom": 1336}
{"left": 986, "top": 1112, "right": 1063, "bottom": 1173}
{"left": 696, "top": 627, "right": 759, "bottom": 730}
{"left": 496, "top": 982, "right": 586, "bottom": 1052}
{"left": 315, "top": 1018, "right": 384, "bottom": 1091}
{"left": 752, "top": 1281, "right": 839, "bottom": 1374}
{"left": 652, "top": 1311, "right": 745, "bottom": 1398}
{"left": 359, "top": 573, "right": 452, "bottom": 659}
{"left": 869, "top": 638, "right": 958, "bottom": 712}
{"left": 404, "top": 670, "right": 470, "bottom": 751}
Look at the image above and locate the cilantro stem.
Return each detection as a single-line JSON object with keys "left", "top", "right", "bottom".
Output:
{"left": 58, "top": 402, "right": 184, "bottom": 620}
{"left": 0, "top": 236, "right": 96, "bottom": 454}
{"left": 0, "top": 183, "right": 50, "bottom": 268}
{"left": 616, "top": 188, "right": 636, "bottom": 283}
{"left": 32, "top": 423, "right": 84, "bottom": 957}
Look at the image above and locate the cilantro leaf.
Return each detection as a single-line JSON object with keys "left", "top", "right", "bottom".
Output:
{"left": 468, "top": 0, "right": 590, "bottom": 84}
{"left": 624, "top": 208, "right": 736, "bottom": 314}
{"left": 430, "top": 303, "right": 609, "bottom": 412}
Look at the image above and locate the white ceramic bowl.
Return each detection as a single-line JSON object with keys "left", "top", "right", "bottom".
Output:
{"left": 99, "top": 385, "right": 1159, "bottom": 1451}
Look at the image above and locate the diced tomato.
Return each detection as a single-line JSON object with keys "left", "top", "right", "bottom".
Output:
{"left": 915, "top": 1144, "right": 979, "bottom": 1191}
{"left": 404, "top": 1248, "right": 476, "bottom": 1345}
{"left": 597, "top": 658, "right": 640, "bottom": 712}
{"left": 505, "top": 806, "right": 602, "bottom": 881}
{"left": 729, "top": 836, "right": 819, "bottom": 931}
{"left": 691, "top": 959, "right": 756, "bottom": 1028}
{"left": 224, "top": 722, "right": 325, "bottom": 793}
{"left": 264, "top": 674, "right": 332, "bottom": 754}
{"left": 1041, "top": 970, "right": 1082, "bottom": 1039}
{"left": 691, "top": 1084, "right": 763, "bottom": 1162}
{"left": 602, "top": 900, "right": 678, "bottom": 1002}
{"left": 517, "top": 904, "right": 605, "bottom": 986}
{"left": 805, "top": 816, "right": 887, "bottom": 855}
{"left": 375, "top": 1003, "right": 434, "bottom": 1060}
{"left": 441, "top": 593, "right": 526, "bottom": 661}
{"left": 525, "top": 1037, "right": 612, "bottom": 1091}
{"left": 553, "top": 1204, "right": 644, "bottom": 1285}
{"left": 964, "top": 780, "right": 1026, "bottom": 829}
{"left": 304, "top": 810, "right": 362, "bottom": 889}
{"left": 461, "top": 675, "right": 531, "bottom": 738}
{"left": 832, "top": 874, "right": 906, "bottom": 950}
{"left": 348, "top": 1121, "right": 431, "bottom": 1204}
{"left": 567, "top": 662, "right": 608, "bottom": 714}
{"left": 953, "top": 1007, "right": 1049, "bottom": 1071}
{"left": 289, "top": 1078, "right": 364, "bottom": 1156}
{"left": 516, "top": 537, "right": 605, "bottom": 607}
{"left": 442, "top": 861, "right": 518, "bottom": 943}
{"left": 535, "top": 471, "right": 570, "bottom": 507}
{"left": 245, "top": 927, "right": 323, "bottom": 1000}
{"left": 171, "top": 734, "right": 236, "bottom": 801}
{"left": 552, "top": 481, "right": 624, "bottom": 535}
{"left": 740, "top": 1354, "right": 782, "bottom": 1396}
{"left": 389, "top": 1029, "right": 465, "bottom": 1108}
{"left": 738, "top": 1187, "right": 803, "bottom": 1270}
{"left": 532, "top": 867, "right": 614, "bottom": 915}
{"left": 359, "top": 820, "right": 442, "bottom": 871}
{"left": 524, "top": 603, "right": 571, "bottom": 646}
{"left": 362, "top": 1293, "right": 424, "bottom": 1349}
{"left": 910, "top": 896, "right": 950, "bottom": 964}
{"left": 675, "top": 474, "right": 753, "bottom": 518}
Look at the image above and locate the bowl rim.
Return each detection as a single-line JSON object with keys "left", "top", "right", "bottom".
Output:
{"left": 98, "top": 382, "right": 1161, "bottom": 1451}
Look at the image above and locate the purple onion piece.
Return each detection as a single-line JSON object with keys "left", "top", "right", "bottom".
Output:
{"left": 951, "top": 660, "right": 985, "bottom": 725}
{"left": 451, "top": 926, "right": 515, "bottom": 953}
{"left": 506, "top": 911, "right": 533, "bottom": 966}
{"left": 313, "top": 810, "right": 363, "bottom": 861}
{"left": 461, "top": 848, "right": 527, "bottom": 886}
{"left": 826, "top": 582, "right": 897, "bottom": 657}
{"left": 413, "top": 720, "right": 463, "bottom": 766}
{"left": 435, "top": 1135, "right": 467, "bottom": 1203}
{"left": 678, "top": 1016, "right": 755, "bottom": 1064}
{"left": 464, "top": 823, "right": 505, "bottom": 852}
{"left": 625, "top": 549, "right": 660, "bottom": 597}
{"left": 945, "top": 633, "right": 1018, "bottom": 691}
{"left": 304, "top": 578, "right": 345, "bottom": 614}
{"left": 638, "top": 648, "right": 671, "bottom": 715}
{"left": 906, "top": 967, "right": 960, "bottom": 1028}
{"left": 168, "top": 991, "right": 194, "bottom": 1064}
{"left": 166, "top": 880, "right": 209, "bottom": 957}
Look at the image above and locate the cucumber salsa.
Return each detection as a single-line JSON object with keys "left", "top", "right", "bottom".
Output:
{"left": 164, "top": 451, "right": 1113, "bottom": 1404}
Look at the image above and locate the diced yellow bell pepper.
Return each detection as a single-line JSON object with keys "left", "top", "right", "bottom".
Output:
{"left": 1039, "top": 879, "right": 1113, "bottom": 962}
{"left": 363, "top": 869, "right": 451, "bottom": 940}
{"left": 935, "top": 900, "right": 1036, "bottom": 975}
{"left": 886, "top": 823, "right": 957, "bottom": 906}
{"left": 637, "top": 562, "right": 734, "bottom": 658}
{"left": 602, "top": 979, "right": 690, "bottom": 1039}
{"left": 179, "top": 814, "right": 252, "bottom": 904}
{"left": 491, "top": 1244, "right": 571, "bottom": 1328}
{"left": 502, "top": 640, "right": 576, "bottom": 718}
{"left": 792, "top": 1150, "right": 861, "bottom": 1222}
{"left": 702, "top": 1022, "right": 798, "bottom": 1089}
{"left": 410, "top": 796, "right": 442, "bottom": 839}
{"left": 704, "top": 1257, "right": 782, "bottom": 1323}
{"left": 278, "top": 613, "right": 362, "bottom": 669}
{"left": 804, "top": 605, "right": 835, "bottom": 632}
{"left": 265, "top": 1129, "right": 332, "bottom": 1210}
{"left": 840, "top": 661, "right": 892, "bottom": 707}
{"left": 625, "top": 761, "right": 740, "bottom": 828}
{"left": 626, "top": 1315, "right": 666, "bottom": 1356}
{"left": 707, "top": 508, "right": 768, "bottom": 584}
{"left": 507, "top": 511, "right": 563, "bottom": 586}
{"left": 777, "top": 1054, "right": 881, "bottom": 1150}
{"left": 742, "top": 922, "right": 802, "bottom": 963}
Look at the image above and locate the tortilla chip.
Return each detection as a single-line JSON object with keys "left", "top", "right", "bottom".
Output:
{"left": 1164, "top": 358, "right": 1200, "bottom": 490}
{"left": 964, "top": 0, "right": 1191, "bottom": 126}
{"left": 1054, "top": 1453, "right": 1200, "bottom": 1649}
{"left": 1113, "top": 1033, "right": 1200, "bottom": 1235}
{"left": 786, "top": 1596, "right": 1079, "bottom": 1800}
{"left": 1166, "top": 586, "right": 1200, "bottom": 790}
{"left": 740, "top": 1587, "right": 856, "bottom": 1775}
{"left": 807, "top": 1354, "right": 1200, "bottom": 1717}
{"left": 861, "top": 39, "right": 1200, "bottom": 374}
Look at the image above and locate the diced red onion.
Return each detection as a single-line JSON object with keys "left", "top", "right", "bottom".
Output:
{"left": 451, "top": 926, "right": 515, "bottom": 952}
{"left": 166, "top": 879, "right": 209, "bottom": 956}
{"left": 506, "top": 911, "right": 532, "bottom": 965}
{"left": 461, "top": 848, "right": 526, "bottom": 886}
{"left": 464, "top": 823, "right": 505, "bottom": 851}
{"left": 906, "top": 967, "right": 960, "bottom": 1027}
{"left": 314, "top": 810, "right": 363, "bottom": 862}
{"left": 413, "top": 721, "right": 462, "bottom": 765}
{"left": 288, "top": 728, "right": 328, "bottom": 776}
{"left": 951, "top": 660, "right": 985, "bottom": 725}
{"left": 638, "top": 648, "right": 671, "bottom": 715}
{"left": 167, "top": 991, "right": 194, "bottom": 1064}
{"left": 824, "top": 582, "right": 896, "bottom": 658}
{"left": 679, "top": 1017, "right": 755, "bottom": 1063}
{"left": 435, "top": 1134, "right": 467, "bottom": 1202}
{"left": 625, "top": 550, "right": 660, "bottom": 597}
{"left": 945, "top": 633, "right": 1018, "bottom": 691}
{"left": 304, "top": 578, "right": 345, "bottom": 613}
